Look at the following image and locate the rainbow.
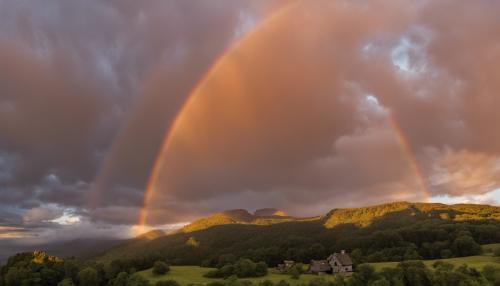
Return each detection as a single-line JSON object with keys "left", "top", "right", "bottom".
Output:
{"left": 133, "top": 1, "right": 430, "bottom": 228}
{"left": 137, "top": 1, "right": 300, "bottom": 227}
{"left": 387, "top": 113, "right": 430, "bottom": 202}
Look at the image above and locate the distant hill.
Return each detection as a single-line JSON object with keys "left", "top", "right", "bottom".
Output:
{"left": 254, "top": 208, "right": 288, "bottom": 217}
{"left": 95, "top": 202, "right": 500, "bottom": 265}
{"left": 181, "top": 208, "right": 299, "bottom": 233}
{"left": 136, "top": 229, "right": 166, "bottom": 240}
{"left": 323, "top": 201, "right": 500, "bottom": 228}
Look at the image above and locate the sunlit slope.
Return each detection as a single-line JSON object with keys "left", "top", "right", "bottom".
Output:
{"left": 182, "top": 209, "right": 306, "bottom": 233}
{"left": 323, "top": 202, "right": 500, "bottom": 228}
{"left": 96, "top": 202, "right": 500, "bottom": 263}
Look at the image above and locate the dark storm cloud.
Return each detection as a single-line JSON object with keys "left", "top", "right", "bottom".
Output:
{"left": 0, "top": 0, "right": 281, "bottom": 232}
{"left": 1, "top": 0, "right": 500, "bottom": 233}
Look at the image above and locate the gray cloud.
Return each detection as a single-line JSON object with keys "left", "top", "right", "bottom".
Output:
{"left": 22, "top": 207, "right": 63, "bottom": 225}
{"left": 0, "top": 0, "right": 499, "bottom": 238}
{"left": 0, "top": 0, "right": 282, "bottom": 236}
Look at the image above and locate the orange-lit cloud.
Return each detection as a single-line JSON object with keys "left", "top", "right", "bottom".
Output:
{"left": 141, "top": 0, "right": 500, "bottom": 223}
{"left": 1, "top": 0, "right": 500, "bottom": 235}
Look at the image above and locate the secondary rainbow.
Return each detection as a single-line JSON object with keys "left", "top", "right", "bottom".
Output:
{"left": 387, "top": 113, "right": 430, "bottom": 202}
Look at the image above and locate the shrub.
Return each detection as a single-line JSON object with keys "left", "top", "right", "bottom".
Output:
{"left": 204, "top": 264, "right": 235, "bottom": 278}
{"left": 288, "top": 267, "right": 300, "bottom": 280}
{"left": 440, "top": 249, "right": 453, "bottom": 259}
{"left": 482, "top": 265, "right": 500, "bottom": 284}
{"left": 204, "top": 259, "right": 267, "bottom": 279}
{"left": 152, "top": 261, "right": 170, "bottom": 276}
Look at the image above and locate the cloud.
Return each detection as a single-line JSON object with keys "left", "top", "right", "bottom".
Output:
{"left": 23, "top": 207, "right": 63, "bottom": 225}
{"left": 143, "top": 0, "right": 500, "bottom": 223}
{"left": 1, "top": 0, "right": 500, "bottom": 233}
{"left": 429, "top": 149, "right": 500, "bottom": 196}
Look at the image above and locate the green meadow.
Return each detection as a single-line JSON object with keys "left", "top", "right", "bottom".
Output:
{"left": 369, "top": 243, "right": 500, "bottom": 271}
{"left": 139, "top": 244, "right": 500, "bottom": 285}
{"left": 369, "top": 254, "right": 499, "bottom": 272}
{"left": 139, "top": 266, "right": 338, "bottom": 285}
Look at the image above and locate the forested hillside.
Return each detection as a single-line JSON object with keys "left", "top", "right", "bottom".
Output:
{"left": 97, "top": 202, "right": 500, "bottom": 266}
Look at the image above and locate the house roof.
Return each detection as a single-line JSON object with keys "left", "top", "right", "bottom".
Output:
{"left": 330, "top": 253, "right": 353, "bottom": 266}
{"left": 310, "top": 260, "right": 331, "bottom": 272}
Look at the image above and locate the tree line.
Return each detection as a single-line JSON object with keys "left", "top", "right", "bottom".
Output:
{"left": 146, "top": 219, "right": 499, "bottom": 267}
{"left": 0, "top": 251, "right": 169, "bottom": 286}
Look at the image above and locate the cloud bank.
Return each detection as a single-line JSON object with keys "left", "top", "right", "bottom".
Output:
{"left": 0, "top": 0, "right": 500, "bottom": 239}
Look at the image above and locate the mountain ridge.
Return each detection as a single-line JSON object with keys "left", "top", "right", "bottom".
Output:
{"left": 94, "top": 201, "right": 500, "bottom": 264}
{"left": 177, "top": 201, "right": 500, "bottom": 234}
{"left": 181, "top": 208, "right": 296, "bottom": 233}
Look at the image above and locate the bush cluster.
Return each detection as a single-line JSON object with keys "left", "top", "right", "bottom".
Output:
{"left": 204, "top": 259, "right": 268, "bottom": 279}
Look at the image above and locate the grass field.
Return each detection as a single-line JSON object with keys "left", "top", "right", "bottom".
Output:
{"left": 369, "top": 244, "right": 500, "bottom": 271}
{"left": 369, "top": 255, "right": 500, "bottom": 271}
{"left": 139, "top": 266, "right": 337, "bottom": 285}
{"left": 482, "top": 243, "right": 500, "bottom": 254}
{"left": 139, "top": 244, "right": 500, "bottom": 285}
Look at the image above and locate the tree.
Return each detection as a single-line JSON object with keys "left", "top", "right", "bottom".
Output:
{"left": 110, "top": 272, "right": 129, "bottom": 286}
{"left": 234, "top": 259, "right": 255, "bottom": 278}
{"left": 288, "top": 267, "right": 300, "bottom": 280}
{"left": 186, "top": 237, "right": 200, "bottom": 247}
{"left": 308, "top": 243, "right": 326, "bottom": 260}
{"left": 351, "top": 264, "right": 378, "bottom": 286}
{"left": 152, "top": 261, "right": 169, "bottom": 276}
{"left": 77, "top": 267, "right": 99, "bottom": 286}
{"left": 216, "top": 254, "right": 236, "bottom": 268}
{"left": 397, "top": 261, "right": 432, "bottom": 286}
{"left": 64, "top": 260, "right": 80, "bottom": 282}
{"left": 127, "top": 274, "right": 150, "bottom": 286}
{"left": 4, "top": 267, "right": 30, "bottom": 286}
{"left": 350, "top": 249, "right": 363, "bottom": 264}
{"left": 370, "top": 278, "right": 390, "bottom": 286}
{"left": 452, "top": 235, "right": 481, "bottom": 257}
{"left": 255, "top": 262, "right": 268, "bottom": 277}
{"left": 379, "top": 267, "right": 404, "bottom": 286}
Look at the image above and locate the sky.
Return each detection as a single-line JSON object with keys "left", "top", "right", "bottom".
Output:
{"left": 1, "top": 0, "right": 500, "bottom": 243}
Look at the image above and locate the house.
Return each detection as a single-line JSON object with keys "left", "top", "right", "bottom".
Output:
{"left": 328, "top": 250, "right": 353, "bottom": 274}
{"left": 309, "top": 250, "right": 354, "bottom": 275}
{"left": 309, "top": 260, "right": 331, "bottom": 275}
{"left": 277, "top": 260, "right": 296, "bottom": 273}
